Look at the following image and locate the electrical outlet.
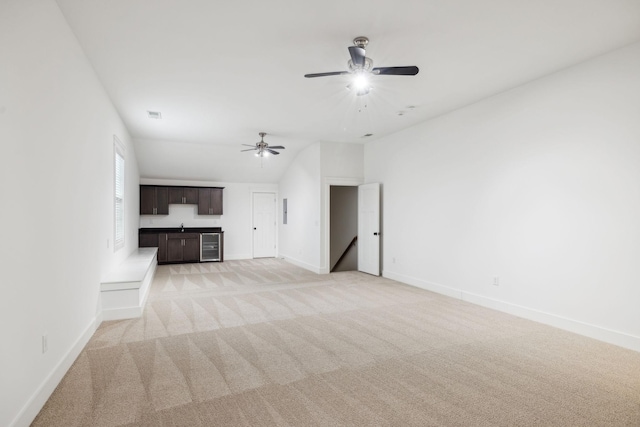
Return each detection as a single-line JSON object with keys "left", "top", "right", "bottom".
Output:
{"left": 42, "top": 334, "right": 48, "bottom": 354}
{"left": 493, "top": 276, "right": 499, "bottom": 286}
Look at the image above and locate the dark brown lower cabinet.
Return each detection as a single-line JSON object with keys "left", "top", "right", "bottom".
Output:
{"left": 141, "top": 229, "right": 222, "bottom": 264}
{"left": 184, "top": 237, "right": 200, "bottom": 262}
{"left": 139, "top": 233, "right": 159, "bottom": 248}
{"left": 166, "top": 233, "right": 200, "bottom": 263}
{"left": 158, "top": 233, "right": 168, "bottom": 263}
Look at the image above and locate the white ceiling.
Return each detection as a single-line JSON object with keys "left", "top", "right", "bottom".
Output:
{"left": 55, "top": 0, "right": 640, "bottom": 183}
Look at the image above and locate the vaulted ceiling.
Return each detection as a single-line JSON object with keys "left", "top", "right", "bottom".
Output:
{"left": 55, "top": 0, "right": 640, "bottom": 183}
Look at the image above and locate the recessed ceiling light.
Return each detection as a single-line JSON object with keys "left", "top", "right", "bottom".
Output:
{"left": 147, "top": 111, "right": 162, "bottom": 119}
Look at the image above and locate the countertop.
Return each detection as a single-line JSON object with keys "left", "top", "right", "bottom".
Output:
{"left": 139, "top": 227, "right": 223, "bottom": 234}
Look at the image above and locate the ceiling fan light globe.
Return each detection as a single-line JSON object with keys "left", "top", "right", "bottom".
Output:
{"left": 353, "top": 73, "right": 369, "bottom": 89}
{"left": 347, "top": 74, "right": 372, "bottom": 96}
{"left": 346, "top": 83, "right": 371, "bottom": 96}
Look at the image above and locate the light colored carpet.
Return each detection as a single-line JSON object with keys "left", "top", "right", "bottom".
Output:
{"left": 33, "top": 259, "right": 640, "bottom": 426}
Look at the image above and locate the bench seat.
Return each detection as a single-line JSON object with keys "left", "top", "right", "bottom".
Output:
{"left": 100, "top": 247, "right": 157, "bottom": 320}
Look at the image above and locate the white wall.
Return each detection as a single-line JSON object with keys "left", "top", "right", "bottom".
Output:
{"left": 278, "top": 143, "right": 322, "bottom": 271}
{"left": 365, "top": 42, "right": 640, "bottom": 351}
{"left": 321, "top": 141, "right": 364, "bottom": 177}
{"left": 279, "top": 141, "right": 363, "bottom": 273}
{"left": 0, "top": 1, "right": 140, "bottom": 426}
{"left": 320, "top": 142, "right": 364, "bottom": 273}
{"left": 139, "top": 179, "right": 277, "bottom": 260}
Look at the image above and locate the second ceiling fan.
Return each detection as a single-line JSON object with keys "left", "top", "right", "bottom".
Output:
{"left": 304, "top": 37, "right": 419, "bottom": 95}
{"left": 241, "top": 132, "right": 285, "bottom": 157}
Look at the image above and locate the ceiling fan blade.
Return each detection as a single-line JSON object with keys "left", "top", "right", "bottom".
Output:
{"left": 241, "top": 148, "right": 257, "bottom": 152}
{"left": 372, "top": 66, "right": 419, "bottom": 76}
{"left": 268, "top": 146, "right": 285, "bottom": 150}
{"left": 348, "top": 46, "right": 366, "bottom": 67}
{"left": 241, "top": 144, "right": 257, "bottom": 147}
{"left": 304, "top": 71, "right": 350, "bottom": 78}
{"left": 266, "top": 149, "right": 280, "bottom": 155}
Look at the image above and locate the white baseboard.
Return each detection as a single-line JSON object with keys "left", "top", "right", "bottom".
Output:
{"left": 280, "top": 255, "right": 322, "bottom": 274}
{"left": 383, "top": 270, "right": 640, "bottom": 353}
{"left": 102, "top": 305, "right": 143, "bottom": 321}
{"left": 9, "top": 313, "right": 102, "bottom": 427}
{"left": 383, "top": 270, "right": 463, "bottom": 300}
{"left": 224, "top": 253, "right": 253, "bottom": 261}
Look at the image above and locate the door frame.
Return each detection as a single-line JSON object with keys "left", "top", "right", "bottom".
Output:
{"left": 320, "top": 177, "right": 364, "bottom": 274}
{"left": 251, "top": 191, "right": 278, "bottom": 258}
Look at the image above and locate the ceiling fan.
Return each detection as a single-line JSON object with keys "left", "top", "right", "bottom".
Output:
{"left": 241, "top": 132, "right": 285, "bottom": 157}
{"left": 304, "top": 37, "right": 419, "bottom": 95}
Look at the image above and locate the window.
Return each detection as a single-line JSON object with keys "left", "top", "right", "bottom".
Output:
{"left": 114, "top": 136, "right": 125, "bottom": 251}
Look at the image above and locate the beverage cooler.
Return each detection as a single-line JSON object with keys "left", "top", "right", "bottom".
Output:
{"left": 200, "top": 233, "right": 221, "bottom": 262}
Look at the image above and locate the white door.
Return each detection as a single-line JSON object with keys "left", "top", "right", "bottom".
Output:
{"left": 253, "top": 192, "right": 276, "bottom": 258}
{"left": 358, "top": 183, "right": 380, "bottom": 276}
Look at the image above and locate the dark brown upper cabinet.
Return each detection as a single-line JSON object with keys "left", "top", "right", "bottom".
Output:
{"left": 140, "top": 186, "right": 169, "bottom": 215}
{"left": 141, "top": 185, "right": 223, "bottom": 215}
{"left": 168, "top": 187, "right": 199, "bottom": 205}
{"left": 198, "top": 188, "right": 223, "bottom": 215}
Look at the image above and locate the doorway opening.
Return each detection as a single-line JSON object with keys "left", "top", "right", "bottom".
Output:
{"left": 330, "top": 186, "right": 358, "bottom": 272}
